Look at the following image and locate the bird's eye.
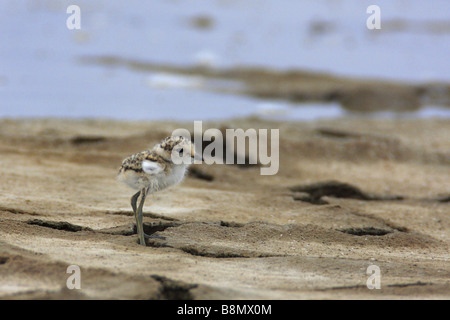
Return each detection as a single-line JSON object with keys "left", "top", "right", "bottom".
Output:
{"left": 179, "top": 149, "right": 184, "bottom": 155}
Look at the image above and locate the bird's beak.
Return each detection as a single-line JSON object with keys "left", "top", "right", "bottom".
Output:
{"left": 192, "top": 153, "right": 204, "bottom": 162}
{"left": 190, "top": 145, "right": 203, "bottom": 162}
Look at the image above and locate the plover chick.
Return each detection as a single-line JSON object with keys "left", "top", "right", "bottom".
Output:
{"left": 118, "top": 135, "right": 202, "bottom": 246}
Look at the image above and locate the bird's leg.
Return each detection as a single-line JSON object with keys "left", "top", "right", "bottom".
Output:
{"left": 142, "top": 189, "right": 166, "bottom": 241}
{"left": 131, "top": 190, "right": 141, "bottom": 230}
{"left": 131, "top": 189, "right": 165, "bottom": 241}
{"left": 136, "top": 188, "right": 147, "bottom": 246}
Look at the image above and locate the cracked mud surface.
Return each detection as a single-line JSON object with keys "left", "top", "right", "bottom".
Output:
{"left": 0, "top": 118, "right": 449, "bottom": 299}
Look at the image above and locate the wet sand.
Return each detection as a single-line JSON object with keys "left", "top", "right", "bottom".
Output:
{"left": 0, "top": 117, "right": 449, "bottom": 299}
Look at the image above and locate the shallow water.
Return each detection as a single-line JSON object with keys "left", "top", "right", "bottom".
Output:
{"left": 0, "top": 0, "right": 449, "bottom": 121}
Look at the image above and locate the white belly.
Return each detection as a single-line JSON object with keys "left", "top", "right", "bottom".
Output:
{"left": 118, "top": 165, "right": 187, "bottom": 192}
{"left": 156, "top": 165, "right": 187, "bottom": 191}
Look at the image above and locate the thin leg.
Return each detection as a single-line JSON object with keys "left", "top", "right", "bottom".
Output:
{"left": 131, "top": 191, "right": 140, "bottom": 215}
{"left": 143, "top": 187, "right": 166, "bottom": 240}
{"left": 131, "top": 190, "right": 141, "bottom": 230}
{"left": 136, "top": 188, "right": 147, "bottom": 246}
{"left": 131, "top": 190, "right": 165, "bottom": 241}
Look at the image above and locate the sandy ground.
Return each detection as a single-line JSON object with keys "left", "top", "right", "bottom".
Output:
{"left": 0, "top": 117, "right": 449, "bottom": 299}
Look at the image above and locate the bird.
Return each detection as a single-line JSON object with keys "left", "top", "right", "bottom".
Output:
{"left": 117, "top": 135, "right": 202, "bottom": 246}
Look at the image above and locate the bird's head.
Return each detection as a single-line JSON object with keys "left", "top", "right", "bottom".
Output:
{"left": 153, "top": 136, "right": 202, "bottom": 165}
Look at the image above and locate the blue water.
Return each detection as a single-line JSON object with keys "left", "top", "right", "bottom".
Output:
{"left": 0, "top": 0, "right": 449, "bottom": 121}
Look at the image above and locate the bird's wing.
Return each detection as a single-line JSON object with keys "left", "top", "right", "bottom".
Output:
{"left": 142, "top": 160, "right": 164, "bottom": 175}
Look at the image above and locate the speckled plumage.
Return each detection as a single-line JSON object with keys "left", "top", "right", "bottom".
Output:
{"left": 118, "top": 135, "right": 194, "bottom": 192}
{"left": 117, "top": 136, "right": 199, "bottom": 246}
